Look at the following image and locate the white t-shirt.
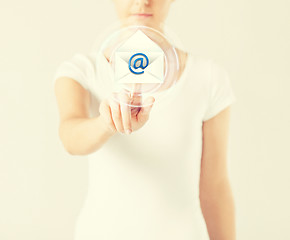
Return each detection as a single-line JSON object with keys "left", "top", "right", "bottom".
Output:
{"left": 53, "top": 51, "right": 237, "bottom": 240}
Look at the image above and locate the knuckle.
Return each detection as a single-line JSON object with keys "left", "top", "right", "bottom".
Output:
{"left": 113, "top": 113, "right": 122, "bottom": 120}
{"left": 111, "top": 103, "right": 120, "bottom": 111}
{"left": 120, "top": 92, "right": 130, "bottom": 101}
{"left": 109, "top": 125, "right": 117, "bottom": 132}
{"left": 124, "top": 125, "right": 132, "bottom": 131}
{"left": 112, "top": 117, "right": 123, "bottom": 128}
{"left": 99, "top": 100, "right": 109, "bottom": 111}
{"left": 117, "top": 127, "right": 124, "bottom": 134}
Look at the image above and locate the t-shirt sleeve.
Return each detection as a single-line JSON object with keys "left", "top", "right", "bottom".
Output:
{"left": 202, "top": 60, "right": 237, "bottom": 121}
{"left": 52, "top": 53, "right": 94, "bottom": 91}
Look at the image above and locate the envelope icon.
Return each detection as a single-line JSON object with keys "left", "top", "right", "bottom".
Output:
{"left": 114, "top": 29, "right": 165, "bottom": 84}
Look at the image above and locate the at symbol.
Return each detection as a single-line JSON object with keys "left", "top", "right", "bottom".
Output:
{"left": 128, "top": 53, "right": 149, "bottom": 74}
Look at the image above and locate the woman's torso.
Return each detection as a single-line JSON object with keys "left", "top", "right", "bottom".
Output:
{"left": 73, "top": 52, "right": 212, "bottom": 240}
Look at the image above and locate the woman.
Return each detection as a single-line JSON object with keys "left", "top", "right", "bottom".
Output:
{"left": 53, "top": 0, "right": 237, "bottom": 239}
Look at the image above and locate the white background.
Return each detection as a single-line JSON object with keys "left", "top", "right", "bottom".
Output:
{"left": 0, "top": 0, "right": 289, "bottom": 239}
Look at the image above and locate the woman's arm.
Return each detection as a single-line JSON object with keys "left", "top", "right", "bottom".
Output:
{"left": 54, "top": 77, "right": 115, "bottom": 156}
{"left": 199, "top": 106, "right": 236, "bottom": 240}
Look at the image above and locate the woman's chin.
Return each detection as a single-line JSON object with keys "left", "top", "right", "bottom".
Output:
{"left": 122, "top": 16, "right": 159, "bottom": 29}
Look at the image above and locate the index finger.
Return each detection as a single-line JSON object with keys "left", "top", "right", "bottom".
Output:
{"left": 118, "top": 90, "right": 132, "bottom": 134}
{"left": 129, "top": 83, "right": 142, "bottom": 107}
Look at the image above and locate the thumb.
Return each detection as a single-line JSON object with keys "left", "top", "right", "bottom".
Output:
{"left": 139, "top": 96, "right": 155, "bottom": 116}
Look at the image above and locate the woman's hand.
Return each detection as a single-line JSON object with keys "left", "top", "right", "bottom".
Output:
{"left": 98, "top": 84, "right": 155, "bottom": 135}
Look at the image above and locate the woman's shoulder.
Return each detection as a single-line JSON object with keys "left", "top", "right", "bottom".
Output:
{"left": 53, "top": 52, "right": 96, "bottom": 91}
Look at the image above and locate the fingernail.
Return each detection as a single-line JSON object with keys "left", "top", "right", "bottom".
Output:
{"left": 125, "top": 129, "right": 132, "bottom": 135}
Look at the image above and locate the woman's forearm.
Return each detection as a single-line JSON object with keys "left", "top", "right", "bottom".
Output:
{"left": 59, "top": 115, "right": 116, "bottom": 156}
{"left": 199, "top": 177, "right": 236, "bottom": 240}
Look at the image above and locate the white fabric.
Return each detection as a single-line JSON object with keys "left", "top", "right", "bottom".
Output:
{"left": 53, "top": 51, "right": 237, "bottom": 240}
